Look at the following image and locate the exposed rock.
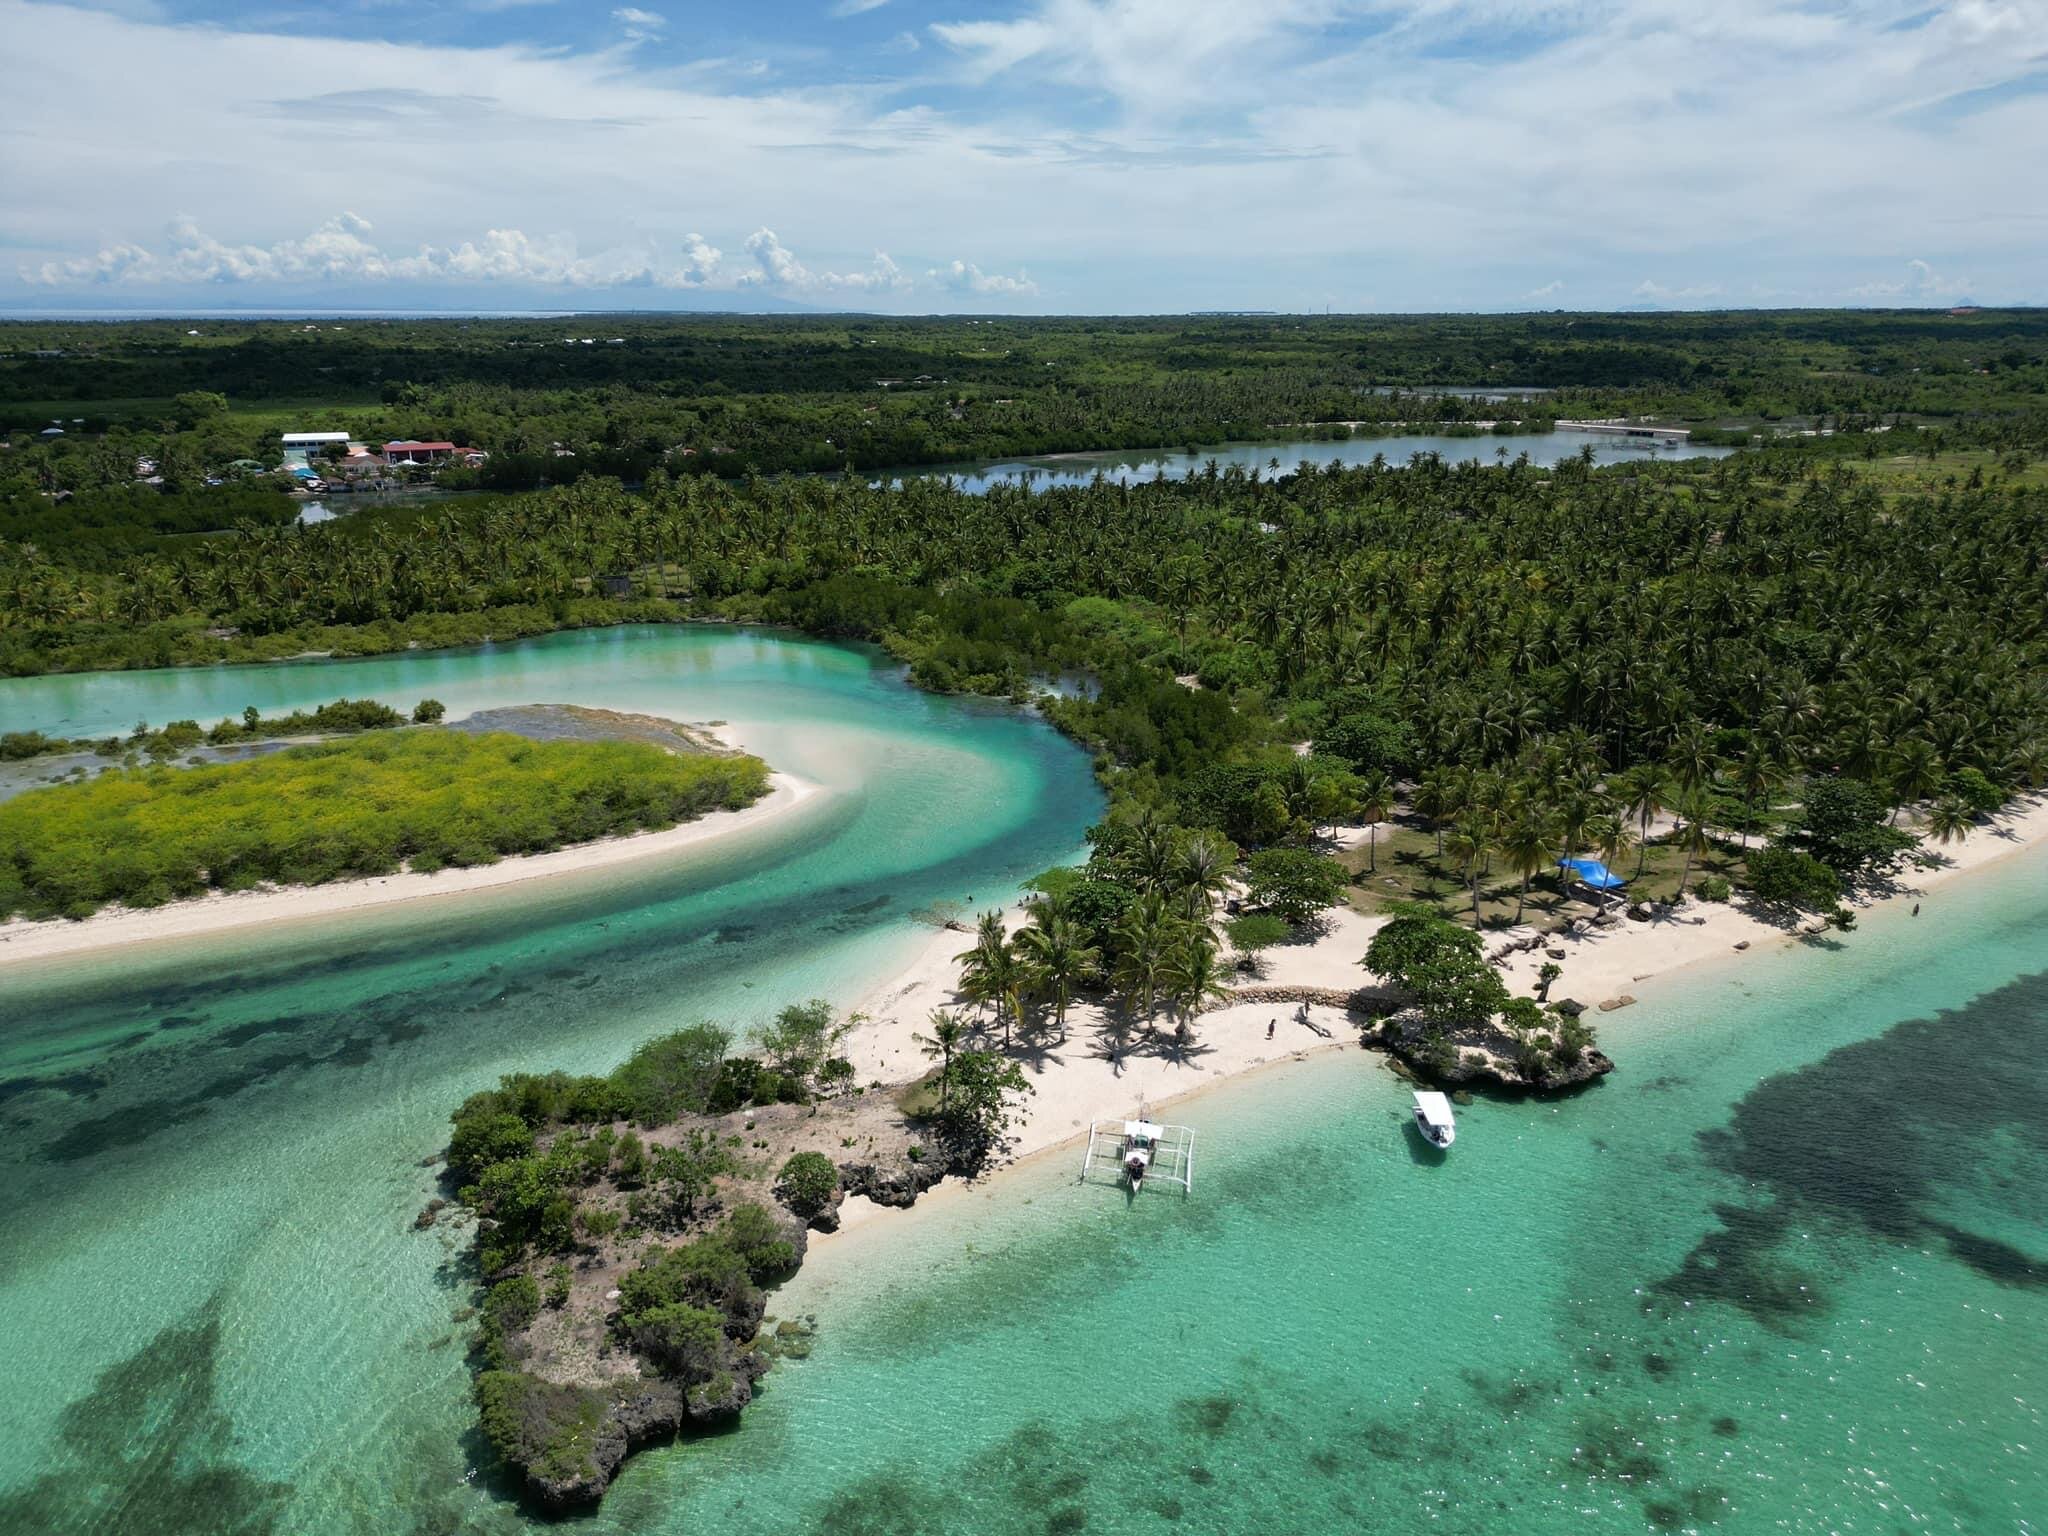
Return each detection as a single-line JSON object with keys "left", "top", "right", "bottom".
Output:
{"left": 1553, "top": 998, "right": 1587, "bottom": 1018}
{"left": 1627, "top": 902, "right": 1653, "bottom": 922}
{"left": 1598, "top": 994, "right": 1637, "bottom": 1012}
{"left": 838, "top": 1158, "right": 947, "bottom": 1209}
{"left": 1733, "top": 940, "right": 1751, "bottom": 951}
{"left": 1545, "top": 947, "right": 1568, "bottom": 961}
{"left": 1375, "top": 1008, "right": 1613, "bottom": 1091}
{"left": 684, "top": 1374, "right": 750, "bottom": 1426}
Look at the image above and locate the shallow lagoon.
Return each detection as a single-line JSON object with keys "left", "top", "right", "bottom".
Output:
{"left": 0, "top": 627, "right": 2041, "bottom": 1535}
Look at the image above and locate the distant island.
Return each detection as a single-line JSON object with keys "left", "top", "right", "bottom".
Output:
{"left": 0, "top": 700, "right": 771, "bottom": 924}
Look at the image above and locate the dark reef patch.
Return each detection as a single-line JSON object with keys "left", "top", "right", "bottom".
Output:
{"left": 0, "top": 1296, "right": 290, "bottom": 1535}
{"left": 217, "top": 1013, "right": 314, "bottom": 1048}
{"left": 1657, "top": 969, "right": 2048, "bottom": 1320}
{"left": 0, "top": 1069, "right": 108, "bottom": 1105}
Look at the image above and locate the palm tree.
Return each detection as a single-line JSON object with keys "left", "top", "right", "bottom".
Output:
{"left": 1732, "top": 744, "right": 1782, "bottom": 851}
{"left": 1412, "top": 770, "right": 1453, "bottom": 858}
{"left": 1889, "top": 738, "right": 1944, "bottom": 821}
{"left": 1160, "top": 931, "right": 1230, "bottom": 1049}
{"left": 1593, "top": 815, "right": 1635, "bottom": 892}
{"left": 1130, "top": 818, "right": 1176, "bottom": 895}
{"left": 1355, "top": 769, "right": 1394, "bottom": 873}
{"left": 1113, "top": 895, "right": 1175, "bottom": 1028}
{"left": 956, "top": 925, "right": 1028, "bottom": 1050}
{"left": 1016, "top": 913, "right": 1098, "bottom": 1042}
{"left": 1667, "top": 721, "right": 1722, "bottom": 797}
{"left": 913, "top": 1009, "right": 968, "bottom": 1108}
{"left": 1671, "top": 791, "right": 1713, "bottom": 901}
{"left": 1444, "top": 815, "right": 1494, "bottom": 925}
{"left": 1499, "top": 812, "right": 1556, "bottom": 925}
{"left": 1175, "top": 831, "right": 1233, "bottom": 918}
{"left": 1613, "top": 763, "right": 1674, "bottom": 879}
{"left": 1925, "top": 796, "right": 1974, "bottom": 847}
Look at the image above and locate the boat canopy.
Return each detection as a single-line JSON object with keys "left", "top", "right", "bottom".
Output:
{"left": 1558, "top": 855, "right": 1627, "bottom": 890}
{"left": 1412, "top": 1091, "right": 1455, "bottom": 1129}
{"left": 1124, "top": 1120, "right": 1165, "bottom": 1140}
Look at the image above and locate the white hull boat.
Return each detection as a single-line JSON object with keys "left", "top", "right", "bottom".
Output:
{"left": 1412, "top": 1090, "right": 1456, "bottom": 1149}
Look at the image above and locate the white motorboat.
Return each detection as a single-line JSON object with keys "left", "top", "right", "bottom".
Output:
{"left": 1412, "top": 1090, "right": 1456, "bottom": 1149}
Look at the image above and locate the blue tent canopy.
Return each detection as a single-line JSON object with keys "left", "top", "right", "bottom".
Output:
{"left": 1558, "top": 856, "right": 1627, "bottom": 890}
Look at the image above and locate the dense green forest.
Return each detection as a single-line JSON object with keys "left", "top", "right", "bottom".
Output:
{"left": 0, "top": 731, "right": 770, "bottom": 920}
{"left": 3, "top": 312, "right": 2044, "bottom": 941}
{"left": 4, "top": 311, "right": 2045, "bottom": 507}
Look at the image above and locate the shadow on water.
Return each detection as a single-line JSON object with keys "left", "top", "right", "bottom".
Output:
{"left": 1402, "top": 1118, "right": 1450, "bottom": 1166}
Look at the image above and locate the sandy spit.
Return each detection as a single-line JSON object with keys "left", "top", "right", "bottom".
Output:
{"left": 0, "top": 772, "right": 821, "bottom": 967}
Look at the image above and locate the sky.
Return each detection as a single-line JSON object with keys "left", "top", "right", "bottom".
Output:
{"left": 1, "top": 0, "right": 2044, "bottom": 313}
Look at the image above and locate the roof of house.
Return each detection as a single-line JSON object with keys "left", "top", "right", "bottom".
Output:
{"left": 384, "top": 440, "right": 457, "bottom": 452}
{"left": 281, "top": 431, "right": 351, "bottom": 444}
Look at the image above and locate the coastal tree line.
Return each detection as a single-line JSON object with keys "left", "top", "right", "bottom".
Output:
{"left": 4, "top": 446, "right": 2042, "bottom": 929}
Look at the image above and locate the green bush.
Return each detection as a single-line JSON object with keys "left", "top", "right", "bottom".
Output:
{"left": 777, "top": 1151, "right": 838, "bottom": 1216}
{"left": 1243, "top": 847, "right": 1349, "bottom": 925}
{"left": 1745, "top": 846, "right": 1842, "bottom": 909}
{"left": 474, "top": 1371, "right": 609, "bottom": 1487}
{"left": 1694, "top": 874, "right": 1732, "bottom": 903}
{"left": 482, "top": 1275, "right": 541, "bottom": 1342}
{"left": 448, "top": 1108, "right": 535, "bottom": 1181}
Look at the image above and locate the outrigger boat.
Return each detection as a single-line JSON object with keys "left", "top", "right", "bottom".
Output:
{"left": 1081, "top": 1107, "right": 1196, "bottom": 1194}
{"left": 1412, "top": 1090, "right": 1456, "bottom": 1149}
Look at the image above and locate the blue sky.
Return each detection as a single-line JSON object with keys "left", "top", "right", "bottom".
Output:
{"left": 3, "top": 0, "right": 2044, "bottom": 312}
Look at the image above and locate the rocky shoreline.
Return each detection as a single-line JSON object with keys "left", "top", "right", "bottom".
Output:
{"left": 1214, "top": 983, "right": 1613, "bottom": 1091}
{"left": 439, "top": 1081, "right": 971, "bottom": 1512}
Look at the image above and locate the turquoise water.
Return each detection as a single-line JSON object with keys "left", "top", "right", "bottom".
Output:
{"left": 2, "top": 631, "right": 2043, "bottom": 1535}
{"left": 895, "top": 429, "right": 1731, "bottom": 495}
{"left": 0, "top": 628, "right": 1102, "bottom": 1534}
{"left": 612, "top": 849, "right": 2048, "bottom": 1535}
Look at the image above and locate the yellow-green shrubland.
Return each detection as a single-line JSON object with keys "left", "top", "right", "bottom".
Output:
{"left": 0, "top": 730, "right": 770, "bottom": 921}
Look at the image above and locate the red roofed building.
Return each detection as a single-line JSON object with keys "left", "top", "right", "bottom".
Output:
{"left": 384, "top": 440, "right": 458, "bottom": 463}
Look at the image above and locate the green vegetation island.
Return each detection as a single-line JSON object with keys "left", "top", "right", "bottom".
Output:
{"left": 441, "top": 1003, "right": 1031, "bottom": 1509}
{"left": 0, "top": 700, "right": 770, "bottom": 924}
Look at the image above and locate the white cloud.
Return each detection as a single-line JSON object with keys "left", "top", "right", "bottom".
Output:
{"left": 739, "top": 227, "right": 811, "bottom": 287}
{"left": 610, "top": 6, "right": 665, "bottom": 43}
{"left": 930, "top": 258, "right": 1039, "bottom": 297}
{"left": 667, "top": 232, "right": 723, "bottom": 288}
{"left": 1526, "top": 279, "right": 1563, "bottom": 299}
{"left": 831, "top": 0, "right": 892, "bottom": 15}
{"left": 3, "top": 0, "right": 2046, "bottom": 310}
{"left": 738, "top": 229, "right": 911, "bottom": 292}
{"left": 1632, "top": 279, "right": 1726, "bottom": 304}
{"left": 1845, "top": 257, "right": 1973, "bottom": 300}
{"left": 23, "top": 214, "right": 734, "bottom": 291}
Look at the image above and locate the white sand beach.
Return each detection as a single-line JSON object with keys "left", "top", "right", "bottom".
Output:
{"left": 819, "top": 792, "right": 2048, "bottom": 1236}
{"left": 0, "top": 771, "right": 822, "bottom": 966}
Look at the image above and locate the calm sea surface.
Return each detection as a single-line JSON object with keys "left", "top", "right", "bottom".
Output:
{"left": 1, "top": 628, "right": 2040, "bottom": 1535}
